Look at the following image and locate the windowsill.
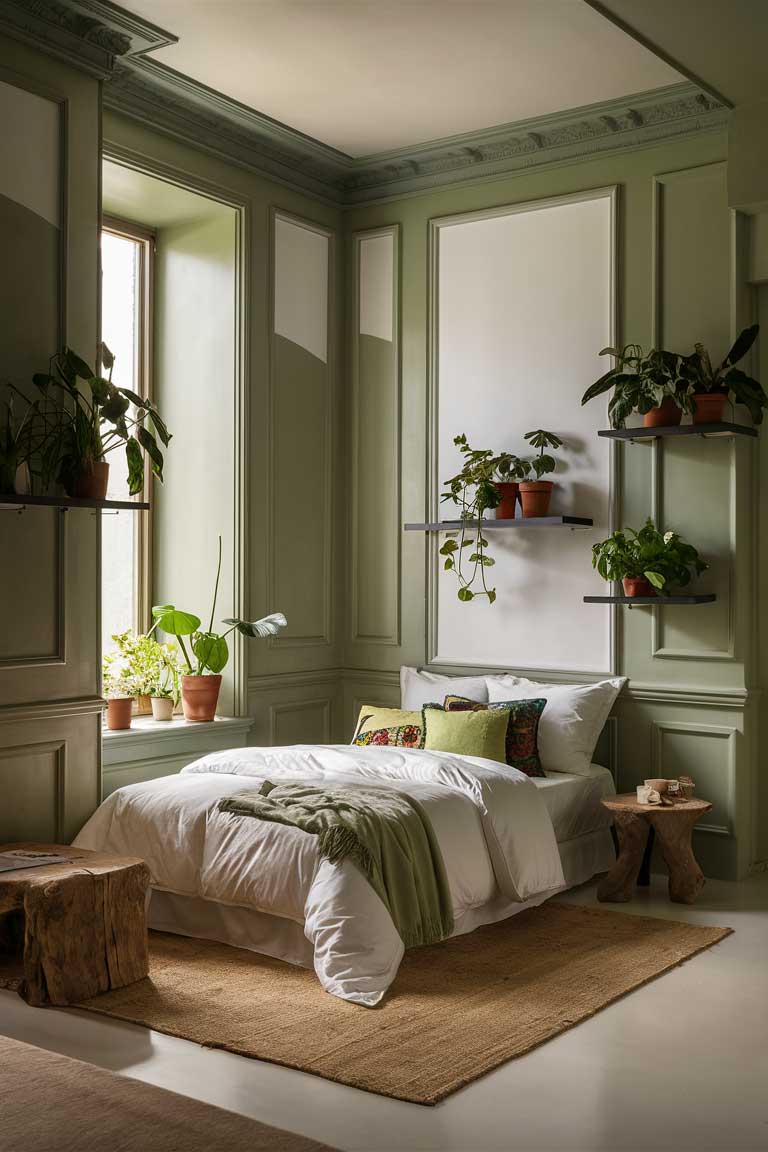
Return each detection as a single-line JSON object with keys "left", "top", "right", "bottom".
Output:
{"left": 103, "top": 714, "right": 253, "bottom": 747}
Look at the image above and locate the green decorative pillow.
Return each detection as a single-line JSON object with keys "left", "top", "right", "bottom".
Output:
{"left": 443, "top": 695, "right": 547, "bottom": 778}
{"left": 421, "top": 706, "right": 510, "bottom": 765}
{"left": 352, "top": 705, "right": 423, "bottom": 748}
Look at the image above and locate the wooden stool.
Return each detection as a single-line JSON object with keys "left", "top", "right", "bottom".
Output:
{"left": 597, "top": 796, "right": 712, "bottom": 905}
{"left": 0, "top": 843, "right": 150, "bottom": 1006}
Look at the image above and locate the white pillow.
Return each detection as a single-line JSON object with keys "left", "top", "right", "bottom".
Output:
{"left": 486, "top": 675, "right": 626, "bottom": 776}
{"left": 400, "top": 666, "right": 489, "bottom": 711}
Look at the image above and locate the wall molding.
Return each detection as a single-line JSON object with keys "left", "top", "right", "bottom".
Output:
{"left": 650, "top": 719, "right": 737, "bottom": 836}
{"left": 101, "top": 58, "right": 726, "bottom": 206}
{"left": 248, "top": 668, "right": 341, "bottom": 693}
{"left": 268, "top": 697, "right": 332, "bottom": 745}
{"left": 0, "top": 0, "right": 175, "bottom": 77}
{"left": 0, "top": 694, "right": 105, "bottom": 723}
{"left": 350, "top": 224, "right": 402, "bottom": 647}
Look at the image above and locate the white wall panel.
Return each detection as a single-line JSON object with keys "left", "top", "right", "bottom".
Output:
{"left": 274, "top": 215, "right": 328, "bottom": 363}
{"left": 432, "top": 190, "right": 615, "bottom": 673}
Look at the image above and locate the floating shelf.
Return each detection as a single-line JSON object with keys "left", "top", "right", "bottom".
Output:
{"left": 598, "top": 422, "right": 757, "bottom": 442}
{"left": 0, "top": 493, "right": 150, "bottom": 512}
{"left": 405, "top": 516, "right": 593, "bottom": 531}
{"left": 584, "top": 594, "right": 717, "bottom": 605}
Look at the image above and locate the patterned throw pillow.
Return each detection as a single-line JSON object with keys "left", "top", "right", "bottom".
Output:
{"left": 442, "top": 695, "right": 546, "bottom": 778}
{"left": 352, "top": 705, "right": 424, "bottom": 748}
{"left": 354, "top": 724, "right": 422, "bottom": 748}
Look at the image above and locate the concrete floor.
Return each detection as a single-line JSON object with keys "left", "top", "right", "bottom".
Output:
{"left": 1, "top": 873, "right": 766, "bottom": 1152}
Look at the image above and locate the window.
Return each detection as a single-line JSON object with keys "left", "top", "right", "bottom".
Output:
{"left": 100, "top": 219, "right": 154, "bottom": 652}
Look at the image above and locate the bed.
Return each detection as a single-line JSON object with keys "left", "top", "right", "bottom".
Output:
{"left": 74, "top": 743, "right": 616, "bottom": 1006}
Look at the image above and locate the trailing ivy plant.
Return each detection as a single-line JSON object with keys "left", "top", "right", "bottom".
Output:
{"left": 151, "top": 536, "right": 288, "bottom": 673}
{"left": 591, "top": 519, "right": 707, "bottom": 592}
{"left": 581, "top": 344, "right": 690, "bottom": 427}
{"left": 439, "top": 435, "right": 534, "bottom": 603}
{"left": 679, "top": 324, "right": 766, "bottom": 423}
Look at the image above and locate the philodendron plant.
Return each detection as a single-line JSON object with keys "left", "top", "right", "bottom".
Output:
{"left": 151, "top": 537, "right": 287, "bottom": 676}
{"left": 581, "top": 344, "right": 690, "bottom": 427}
{"left": 591, "top": 519, "right": 706, "bottom": 595}
{"left": 439, "top": 434, "right": 508, "bottom": 603}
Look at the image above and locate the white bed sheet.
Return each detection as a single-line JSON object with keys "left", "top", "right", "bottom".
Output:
{"left": 533, "top": 763, "right": 616, "bottom": 843}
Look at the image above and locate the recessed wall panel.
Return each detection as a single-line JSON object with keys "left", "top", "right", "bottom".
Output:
{"left": 432, "top": 191, "right": 615, "bottom": 672}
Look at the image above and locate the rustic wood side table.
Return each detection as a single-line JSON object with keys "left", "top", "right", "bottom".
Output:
{"left": 597, "top": 795, "right": 712, "bottom": 905}
{"left": 0, "top": 843, "right": 150, "bottom": 1006}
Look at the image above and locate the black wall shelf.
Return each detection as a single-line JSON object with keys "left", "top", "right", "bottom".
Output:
{"left": 598, "top": 422, "right": 757, "bottom": 443}
{"left": 405, "top": 515, "right": 593, "bottom": 531}
{"left": 584, "top": 593, "right": 717, "bottom": 605}
{"left": 0, "top": 493, "right": 150, "bottom": 512}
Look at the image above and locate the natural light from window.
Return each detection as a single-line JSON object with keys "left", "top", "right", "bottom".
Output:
{"left": 100, "top": 229, "right": 141, "bottom": 653}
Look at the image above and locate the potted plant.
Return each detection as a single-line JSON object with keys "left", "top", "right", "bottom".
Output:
{"left": 518, "top": 429, "right": 564, "bottom": 517}
{"left": 102, "top": 658, "right": 137, "bottom": 731}
{"left": 105, "top": 630, "right": 181, "bottom": 716}
{"left": 494, "top": 452, "right": 528, "bottom": 519}
{"left": 150, "top": 687, "right": 175, "bottom": 722}
{"left": 582, "top": 344, "right": 690, "bottom": 428}
{"left": 439, "top": 434, "right": 507, "bottom": 603}
{"left": 0, "top": 394, "right": 36, "bottom": 494}
{"left": 152, "top": 537, "right": 288, "bottom": 721}
{"left": 591, "top": 519, "right": 707, "bottom": 598}
{"left": 32, "top": 344, "right": 170, "bottom": 499}
{"left": 678, "top": 324, "right": 765, "bottom": 425}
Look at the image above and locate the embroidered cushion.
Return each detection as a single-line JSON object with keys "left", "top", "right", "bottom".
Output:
{"left": 421, "top": 706, "right": 509, "bottom": 765}
{"left": 352, "top": 705, "right": 423, "bottom": 748}
{"left": 443, "top": 695, "right": 546, "bottom": 778}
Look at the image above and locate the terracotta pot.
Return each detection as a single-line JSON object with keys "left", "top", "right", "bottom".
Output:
{"left": 494, "top": 481, "right": 519, "bottom": 519}
{"left": 519, "top": 481, "right": 553, "bottom": 518}
{"left": 643, "top": 397, "right": 681, "bottom": 428}
{"left": 622, "top": 576, "right": 657, "bottom": 598}
{"left": 692, "top": 392, "right": 727, "bottom": 425}
{"left": 106, "top": 697, "right": 133, "bottom": 731}
{"left": 181, "top": 674, "right": 221, "bottom": 722}
{"left": 73, "top": 460, "right": 109, "bottom": 500}
{"left": 151, "top": 696, "right": 174, "bottom": 722}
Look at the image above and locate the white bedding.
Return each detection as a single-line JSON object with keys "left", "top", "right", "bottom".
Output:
{"left": 534, "top": 764, "right": 615, "bottom": 842}
{"left": 74, "top": 743, "right": 564, "bottom": 1006}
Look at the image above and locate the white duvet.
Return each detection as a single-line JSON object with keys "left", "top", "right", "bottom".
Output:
{"left": 74, "top": 744, "right": 565, "bottom": 1005}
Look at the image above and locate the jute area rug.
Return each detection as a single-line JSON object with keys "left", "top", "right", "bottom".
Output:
{"left": 0, "top": 1034, "right": 336, "bottom": 1152}
{"left": 77, "top": 903, "right": 730, "bottom": 1106}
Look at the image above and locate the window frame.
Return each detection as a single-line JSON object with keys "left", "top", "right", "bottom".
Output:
{"left": 101, "top": 215, "right": 156, "bottom": 634}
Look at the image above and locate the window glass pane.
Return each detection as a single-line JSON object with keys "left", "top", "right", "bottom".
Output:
{"left": 100, "top": 230, "right": 141, "bottom": 652}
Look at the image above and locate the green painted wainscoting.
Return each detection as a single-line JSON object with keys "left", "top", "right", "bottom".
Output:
{"left": 0, "top": 33, "right": 102, "bottom": 844}
{"left": 342, "top": 127, "right": 764, "bottom": 881}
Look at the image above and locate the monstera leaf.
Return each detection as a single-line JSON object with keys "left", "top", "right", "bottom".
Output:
{"left": 192, "top": 631, "right": 229, "bottom": 674}
{"left": 222, "top": 612, "right": 288, "bottom": 638}
{"left": 151, "top": 604, "right": 201, "bottom": 636}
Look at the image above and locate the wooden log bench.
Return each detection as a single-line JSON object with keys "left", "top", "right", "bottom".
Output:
{"left": 0, "top": 843, "right": 150, "bottom": 1006}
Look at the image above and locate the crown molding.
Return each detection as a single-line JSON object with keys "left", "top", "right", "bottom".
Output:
{"left": 104, "top": 56, "right": 352, "bottom": 205}
{"left": 103, "top": 65, "right": 728, "bottom": 206}
{"left": 0, "top": 0, "right": 176, "bottom": 77}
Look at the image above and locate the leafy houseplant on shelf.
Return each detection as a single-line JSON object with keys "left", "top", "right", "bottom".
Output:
{"left": 581, "top": 344, "right": 690, "bottom": 429}
{"left": 152, "top": 537, "right": 288, "bottom": 721}
{"left": 678, "top": 324, "right": 766, "bottom": 425}
{"left": 517, "top": 429, "right": 564, "bottom": 517}
{"left": 0, "top": 393, "right": 36, "bottom": 494}
{"left": 591, "top": 519, "right": 707, "bottom": 598}
{"left": 32, "top": 344, "right": 171, "bottom": 499}
{"left": 439, "top": 434, "right": 513, "bottom": 603}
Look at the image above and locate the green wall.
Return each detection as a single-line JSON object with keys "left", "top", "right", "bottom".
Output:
{"left": 0, "top": 33, "right": 101, "bottom": 841}
{"left": 343, "top": 127, "right": 764, "bottom": 880}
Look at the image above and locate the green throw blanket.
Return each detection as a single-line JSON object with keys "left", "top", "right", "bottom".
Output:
{"left": 218, "top": 781, "right": 454, "bottom": 948}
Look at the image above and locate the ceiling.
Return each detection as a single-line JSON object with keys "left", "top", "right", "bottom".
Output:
{"left": 589, "top": 0, "right": 768, "bottom": 109}
{"left": 121, "top": 0, "right": 682, "bottom": 157}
